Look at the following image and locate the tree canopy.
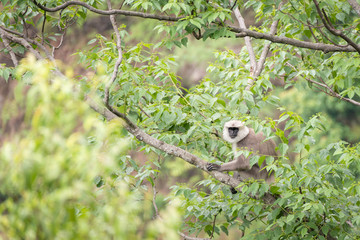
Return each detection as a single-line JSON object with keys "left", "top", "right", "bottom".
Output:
{"left": 1, "top": 0, "right": 360, "bottom": 239}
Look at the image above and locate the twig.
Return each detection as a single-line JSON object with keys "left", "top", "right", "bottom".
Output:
{"left": 315, "top": 22, "right": 349, "bottom": 47}
{"left": 20, "top": 6, "right": 29, "bottom": 38}
{"left": 41, "top": 10, "right": 46, "bottom": 45}
{"left": 306, "top": 77, "right": 360, "bottom": 106}
{"left": 151, "top": 156, "right": 165, "bottom": 220}
{"left": 52, "top": 9, "right": 77, "bottom": 56}
{"left": 209, "top": 212, "right": 219, "bottom": 239}
{"left": 139, "top": 105, "right": 151, "bottom": 118}
{"left": 152, "top": 181, "right": 160, "bottom": 219}
{"left": 307, "top": 23, "right": 320, "bottom": 43}
{"left": 52, "top": 31, "right": 66, "bottom": 56}
{"left": 230, "top": 0, "right": 238, "bottom": 10}
{"left": 287, "top": 62, "right": 360, "bottom": 107}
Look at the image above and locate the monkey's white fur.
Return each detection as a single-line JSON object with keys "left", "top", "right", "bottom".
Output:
{"left": 223, "top": 120, "right": 250, "bottom": 144}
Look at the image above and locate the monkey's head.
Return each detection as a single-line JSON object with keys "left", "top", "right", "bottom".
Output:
{"left": 223, "top": 120, "right": 250, "bottom": 143}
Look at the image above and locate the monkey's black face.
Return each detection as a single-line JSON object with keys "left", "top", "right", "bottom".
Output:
{"left": 228, "top": 127, "right": 239, "bottom": 139}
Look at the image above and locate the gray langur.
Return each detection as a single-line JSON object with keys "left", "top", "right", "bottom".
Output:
{"left": 207, "top": 120, "right": 277, "bottom": 187}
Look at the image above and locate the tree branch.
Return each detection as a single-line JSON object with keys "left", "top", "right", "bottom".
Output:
{"left": 231, "top": 0, "right": 257, "bottom": 74}
{"left": 104, "top": 0, "right": 123, "bottom": 105}
{"left": 305, "top": 77, "right": 360, "bottom": 106}
{"left": 313, "top": 0, "right": 360, "bottom": 54}
{"left": 286, "top": 63, "right": 360, "bottom": 107}
{"left": 0, "top": 28, "right": 43, "bottom": 60}
{"left": 30, "top": 0, "right": 357, "bottom": 53}
{"left": 231, "top": 26, "right": 356, "bottom": 53}
{"left": 209, "top": 211, "right": 219, "bottom": 239}
{"left": 254, "top": 20, "right": 279, "bottom": 78}
{"left": 32, "top": 0, "right": 181, "bottom": 22}
{"left": 0, "top": 29, "right": 19, "bottom": 67}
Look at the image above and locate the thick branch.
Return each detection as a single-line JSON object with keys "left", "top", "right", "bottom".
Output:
{"left": 231, "top": 26, "right": 356, "bottom": 52}
{"left": 32, "top": 0, "right": 181, "bottom": 22}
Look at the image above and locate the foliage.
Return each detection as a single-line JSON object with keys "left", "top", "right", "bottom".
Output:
{"left": 0, "top": 58, "right": 181, "bottom": 240}
{"left": 1, "top": 0, "right": 360, "bottom": 239}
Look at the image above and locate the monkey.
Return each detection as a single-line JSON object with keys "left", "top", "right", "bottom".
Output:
{"left": 207, "top": 120, "right": 277, "bottom": 191}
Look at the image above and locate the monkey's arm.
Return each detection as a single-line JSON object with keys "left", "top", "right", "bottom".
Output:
{"left": 207, "top": 156, "right": 250, "bottom": 172}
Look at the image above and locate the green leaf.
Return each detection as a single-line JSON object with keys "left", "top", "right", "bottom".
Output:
{"left": 278, "top": 114, "right": 289, "bottom": 123}
{"left": 248, "top": 182, "right": 259, "bottom": 195}
{"left": 220, "top": 225, "right": 228, "bottom": 235}
{"left": 286, "top": 214, "right": 294, "bottom": 223}
{"left": 270, "top": 186, "right": 281, "bottom": 195}
{"left": 277, "top": 143, "right": 289, "bottom": 156}
{"left": 87, "top": 38, "right": 97, "bottom": 45}
{"left": 190, "top": 18, "right": 202, "bottom": 29}
{"left": 181, "top": 37, "right": 188, "bottom": 47}
{"left": 162, "top": 3, "right": 173, "bottom": 11}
